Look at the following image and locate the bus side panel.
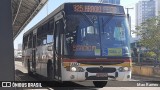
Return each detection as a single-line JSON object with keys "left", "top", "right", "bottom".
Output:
{"left": 23, "top": 48, "right": 32, "bottom": 70}
{"left": 35, "top": 43, "right": 54, "bottom": 77}
{"left": 36, "top": 45, "right": 48, "bottom": 77}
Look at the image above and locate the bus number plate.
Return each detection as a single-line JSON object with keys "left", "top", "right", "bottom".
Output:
{"left": 96, "top": 73, "right": 108, "bottom": 77}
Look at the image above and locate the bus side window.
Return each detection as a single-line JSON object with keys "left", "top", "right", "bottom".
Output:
{"left": 47, "top": 35, "right": 53, "bottom": 43}
{"left": 28, "top": 33, "right": 33, "bottom": 48}
{"left": 23, "top": 35, "right": 29, "bottom": 49}
{"left": 47, "top": 20, "right": 54, "bottom": 44}
{"left": 49, "top": 20, "right": 54, "bottom": 31}
{"left": 37, "top": 23, "right": 49, "bottom": 46}
{"left": 37, "top": 27, "right": 42, "bottom": 46}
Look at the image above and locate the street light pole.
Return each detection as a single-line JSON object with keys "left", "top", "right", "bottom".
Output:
{"left": 125, "top": 8, "right": 133, "bottom": 36}
{"left": 138, "top": 52, "right": 140, "bottom": 63}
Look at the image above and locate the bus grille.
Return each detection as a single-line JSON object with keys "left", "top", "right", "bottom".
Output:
{"left": 86, "top": 67, "right": 116, "bottom": 73}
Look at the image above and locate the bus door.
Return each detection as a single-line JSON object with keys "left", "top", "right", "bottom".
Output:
{"left": 32, "top": 30, "right": 37, "bottom": 73}
{"left": 54, "top": 18, "right": 64, "bottom": 80}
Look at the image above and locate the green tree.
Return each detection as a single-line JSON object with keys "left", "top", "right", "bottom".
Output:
{"left": 135, "top": 16, "right": 160, "bottom": 61}
{"left": 143, "top": 51, "right": 156, "bottom": 57}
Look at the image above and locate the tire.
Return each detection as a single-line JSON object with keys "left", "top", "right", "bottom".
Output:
{"left": 47, "top": 60, "right": 53, "bottom": 80}
{"left": 93, "top": 81, "right": 108, "bottom": 87}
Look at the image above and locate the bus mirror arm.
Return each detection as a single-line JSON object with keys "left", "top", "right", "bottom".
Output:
{"left": 47, "top": 46, "right": 53, "bottom": 51}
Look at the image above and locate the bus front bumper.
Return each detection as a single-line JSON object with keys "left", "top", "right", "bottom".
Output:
{"left": 85, "top": 71, "right": 118, "bottom": 80}
{"left": 84, "top": 72, "right": 131, "bottom": 81}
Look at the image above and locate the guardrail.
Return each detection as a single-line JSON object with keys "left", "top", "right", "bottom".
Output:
{"left": 132, "top": 65, "right": 160, "bottom": 77}
{"left": 132, "top": 57, "right": 160, "bottom": 66}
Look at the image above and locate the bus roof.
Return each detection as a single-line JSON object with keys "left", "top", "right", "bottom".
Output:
{"left": 23, "top": 2, "right": 124, "bottom": 36}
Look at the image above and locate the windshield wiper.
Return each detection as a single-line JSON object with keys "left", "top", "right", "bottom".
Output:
{"left": 102, "top": 15, "right": 115, "bottom": 27}
{"left": 81, "top": 13, "right": 94, "bottom": 26}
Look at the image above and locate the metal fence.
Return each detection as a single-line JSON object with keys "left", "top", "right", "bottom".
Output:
{"left": 132, "top": 57, "right": 160, "bottom": 66}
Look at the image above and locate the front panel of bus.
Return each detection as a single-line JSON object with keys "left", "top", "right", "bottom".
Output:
{"left": 61, "top": 3, "right": 132, "bottom": 81}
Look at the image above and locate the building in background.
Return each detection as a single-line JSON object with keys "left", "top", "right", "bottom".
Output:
{"left": 15, "top": 43, "right": 22, "bottom": 58}
{"left": 99, "top": 0, "right": 120, "bottom": 5}
{"left": 133, "top": 0, "right": 157, "bottom": 56}
{"left": 18, "top": 43, "right": 22, "bottom": 50}
{"left": 155, "top": 0, "right": 160, "bottom": 16}
{"left": 135, "top": 0, "right": 155, "bottom": 41}
{"left": 14, "top": 49, "right": 22, "bottom": 58}
{"left": 135, "top": 0, "right": 155, "bottom": 27}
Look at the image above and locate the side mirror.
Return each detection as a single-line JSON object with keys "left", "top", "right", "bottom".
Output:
{"left": 47, "top": 46, "right": 53, "bottom": 51}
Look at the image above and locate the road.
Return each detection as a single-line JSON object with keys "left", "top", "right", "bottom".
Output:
{"left": 15, "top": 61, "right": 160, "bottom": 90}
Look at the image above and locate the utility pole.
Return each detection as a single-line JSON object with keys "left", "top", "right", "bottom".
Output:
{"left": 125, "top": 8, "right": 133, "bottom": 36}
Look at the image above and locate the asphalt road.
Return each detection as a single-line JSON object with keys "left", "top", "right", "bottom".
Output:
{"left": 15, "top": 61, "right": 160, "bottom": 90}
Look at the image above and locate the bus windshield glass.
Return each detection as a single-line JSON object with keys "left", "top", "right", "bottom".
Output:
{"left": 64, "top": 13, "right": 130, "bottom": 57}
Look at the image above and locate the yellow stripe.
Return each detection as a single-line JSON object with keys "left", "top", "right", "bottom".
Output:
{"left": 63, "top": 62, "right": 132, "bottom": 67}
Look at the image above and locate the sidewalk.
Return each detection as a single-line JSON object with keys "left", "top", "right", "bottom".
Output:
{"left": 132, "top": 74, "right": 160, "bottom": 81}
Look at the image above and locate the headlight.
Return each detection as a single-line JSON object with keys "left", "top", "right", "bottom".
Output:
{"left": 71, "top": 67, "right": 77, "bottom": 72}
{"left": 68, "top": 67, "right": 84, "bottom": 72}
{"left": 124, "top": 67, "right": 129, "bottom": 71}
{"left": 118, "top": 67, "right": 130, "bottom": 72}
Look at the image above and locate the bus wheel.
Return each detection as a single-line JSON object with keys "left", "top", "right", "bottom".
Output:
{"left": 47, "top": 60, "right": 53, "bottom": 80}
{"left": 27, "top": 60, "right": 32, "bottom": 75}
{"left": 93, "top": 81, "right": 108, "bottom": 87}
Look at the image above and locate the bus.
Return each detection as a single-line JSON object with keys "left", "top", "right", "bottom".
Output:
{"left": 22, "top": 2, "right": 132, "bottom": 87}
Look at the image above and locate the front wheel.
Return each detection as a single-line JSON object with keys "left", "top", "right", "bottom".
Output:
{"left": 93, "top": 81, "right": 108, "bottom": 87}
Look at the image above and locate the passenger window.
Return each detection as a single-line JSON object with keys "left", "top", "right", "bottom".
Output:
{"left": 87, "top": 26, "right": 94, "bottom": 34}
{"left": 37, "top": 20, "right": 54, "bottom": 46}
{"left": 47, "top": 20, "right": 54, "bottom": 44}
{"left": 23, "top": 35, "right": 29, "bottom": 49}
{"left": 47, "top": 35, "right": 53, "bottom": 43}
{"left": 37, "top": 23, "right": 48, "bottom": 46}
{"left": 28, "top": 33, "right": 33, "bottom": 48}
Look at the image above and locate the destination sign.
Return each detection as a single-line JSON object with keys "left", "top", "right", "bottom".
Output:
{"left": 73, "top": 4, "right": 124, "bottom": 14}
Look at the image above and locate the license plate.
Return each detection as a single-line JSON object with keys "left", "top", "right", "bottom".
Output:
{"left": 96, "top": 73, "right": 108, "bottom": 77}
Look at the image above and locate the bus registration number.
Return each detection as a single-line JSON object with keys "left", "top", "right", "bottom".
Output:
{"left": 96, "top": 73, "right": 108, "bottom": 77}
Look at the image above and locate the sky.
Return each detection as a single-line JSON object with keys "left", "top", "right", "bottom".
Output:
{"left": 14, "top": 0, "right": 139, "bottom": 49}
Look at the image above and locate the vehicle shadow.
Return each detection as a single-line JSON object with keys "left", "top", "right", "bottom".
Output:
{"left": 15, "top": 70, "right": 99, "bottom": 90}
{"left": 15, "top": 69, "right": 37, "bottom": 81}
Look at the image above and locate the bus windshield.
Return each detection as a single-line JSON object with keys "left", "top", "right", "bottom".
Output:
{"left": 64, "top": 13, "right": 131, "bottom": 57}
